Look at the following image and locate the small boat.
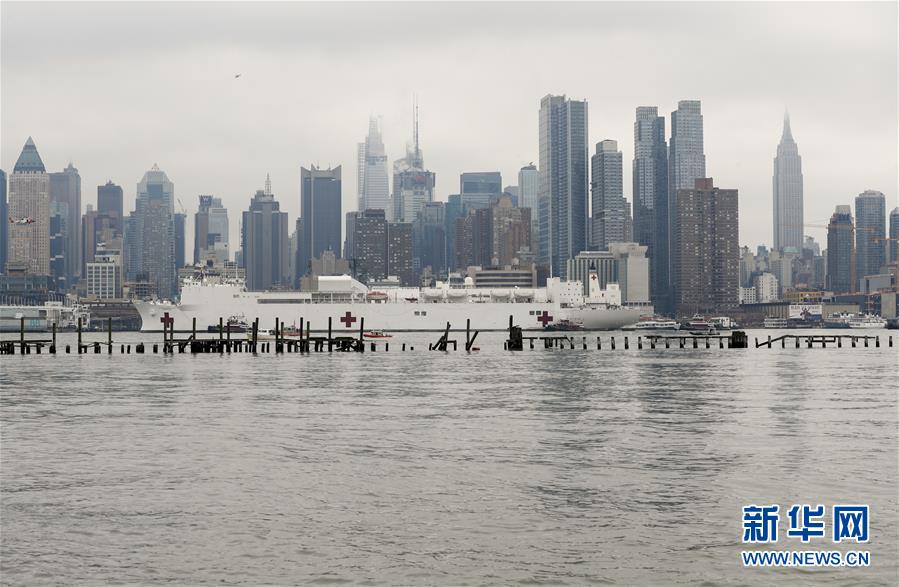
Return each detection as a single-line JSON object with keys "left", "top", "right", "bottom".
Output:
{"left": 208, "top": 315, "right": 248, "bottom": 333}
{"left": 544, "top": 319, "right": 584, "bottom": 331}
{"left": 363, "top": 330, "right": 392, "bottom": 339}
{"left": 255, "top": 326, "right": 304, "bottom": 340}
{"left": 848, "top": 314, "right": 887, "bottom": 329}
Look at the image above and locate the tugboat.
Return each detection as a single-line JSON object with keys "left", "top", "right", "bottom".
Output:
{"left": 543, "top": 319, "right": 585, "bottom": 332}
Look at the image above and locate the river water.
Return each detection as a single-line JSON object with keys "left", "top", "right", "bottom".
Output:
{"left": 1, "top": 330, "right": 897, "bottom": 585}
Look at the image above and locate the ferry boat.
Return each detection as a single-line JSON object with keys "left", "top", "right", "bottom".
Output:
{"left": 847, "top": 314, "right": 887, "bottom": 329}
{"left": 133, "top": 269, "right": 643, "bottom": 333}
{"left": 0, "top": 301, "right": 91, "bottom": 332}
{"left": 763, "top": 317, "right": 790, "bottom": 328}
{"left": 685, "top": 315, "right": 717, "bottom": 334}
{"left": 543, "top": 319, "right": 584, "bottom": 332}
{"left": 824, "top": 313, "right": 852, "bottom": 329}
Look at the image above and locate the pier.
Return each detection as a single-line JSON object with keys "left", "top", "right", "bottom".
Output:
{"left": 0, "top": 315, "right": 894, "bottom": 356}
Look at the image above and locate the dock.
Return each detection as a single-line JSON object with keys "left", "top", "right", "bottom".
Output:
{"left": 1, "top": 315, "right": 893, "bottom": 356}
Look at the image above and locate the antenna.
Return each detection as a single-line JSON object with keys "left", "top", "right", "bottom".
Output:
{"left": 264, "top": 173, "right": 272, "bottom": 195}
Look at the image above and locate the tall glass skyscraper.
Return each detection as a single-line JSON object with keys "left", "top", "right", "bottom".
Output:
{"left": 826, "top": 205, "right": 855, "bottom": 294}
{"left": 131, "top": 164, "right": 176, "bottom": 299}
{"left": 357, "top": 117, "right": 389, "bottom": 213}
{"left": 518, "top": 164, "right": 539, "bottom": 243}
{"left": 49, "top": 162, "right": 82, "bottom": 290}
{"left": 633, "top": 107, "right": 668, "bottom": 312}
{"left": 538, "top": 94, "right": 588, "bottom": 279}
{"left": 590, "top": 140, "right": 625, "bottom": 250}
{"left": 890, "top": 207, "right": 899, "bottom": 266}
{"left": 300, "top": 165, "right": 343, "bottom": 279}
{"left": 773, "top": 113, "right": 804, "bottom": 252}
{"left": 854, "top": 190, "right": 886, "bottom": 279}
{"left": 666, "top": 101, "right": 705, "bottom": 312}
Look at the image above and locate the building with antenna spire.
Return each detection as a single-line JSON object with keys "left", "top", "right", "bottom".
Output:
{"left": 242, "top": 175, "right": 289, "bottom": 291}
{"left": 773, "top": 111, "right": 803, "bottom": 252}
{"left": 357, "top": 117, "right": 389, "bottom": 214}
{"left": 392, "top": 100, "right": 435, "bottom": 223}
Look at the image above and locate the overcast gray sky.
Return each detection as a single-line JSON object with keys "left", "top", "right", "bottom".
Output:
{"left": 2, "top": 1, "right": 896, "bottom": 252}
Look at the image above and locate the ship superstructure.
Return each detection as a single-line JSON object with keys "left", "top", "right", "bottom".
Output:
{"left": 133, "top": 268, "right": 645, "bottom": 332}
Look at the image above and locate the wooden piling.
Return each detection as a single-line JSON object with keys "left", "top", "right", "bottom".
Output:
{"left": 358, "top": 317, "right": 365, "bottom": 352}
{"left": 108, "top": 317, "right": 113, "bottom": 353}
{"left": 20, "top": 316, "right": 25, "bottom": 354}
{"left": 611, "top": 336, "right": 615, "bottom": 350}
{"left": 77, "top": 317, "right": 83, "bottom": 354}
{"left": 328, "top": 317, "right": 333, "bottom": 352}
{"left": 638, "top": 336, "right": 642, "bottom": 350}
{"left": 52, "top": 322, "right": 57, "bottom": 348}
{"left": 624, "top": 336, "right": 629, "bottom": 350}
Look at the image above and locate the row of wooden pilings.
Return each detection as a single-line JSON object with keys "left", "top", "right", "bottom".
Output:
{"left": 504, "top": 316, "right": 752, "bottom": 350}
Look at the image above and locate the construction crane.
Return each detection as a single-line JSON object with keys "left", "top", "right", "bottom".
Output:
{"left": 176, "top": 198, "right": 187, "bottom": 215}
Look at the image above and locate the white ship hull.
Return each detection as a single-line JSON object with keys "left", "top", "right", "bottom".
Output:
{"left": 134, "top": 296, "right": 641, "bottom": 333}
{"left": 134, "top": 274, "right": 644, "bottom": 333}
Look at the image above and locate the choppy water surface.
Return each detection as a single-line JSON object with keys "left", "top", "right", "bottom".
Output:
{"left": 1, "top": 330, "right": 897, "bottom": 585}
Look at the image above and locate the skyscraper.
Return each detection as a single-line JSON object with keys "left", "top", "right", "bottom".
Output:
{"left": 538, "top": 94, "right": 588, "bottom": 279}
{"left": 84, "top": 182, "right": 124, "bottom": 276}
{"left": 460, "top": 171, "right": 502, "bottom": 210}
{"left": 489, "top": 195, "right": 532, "bottom": 266}
{"left": 772, "top": 113, "right": 804, "bottom": 252}
{"left": 392, "top": 106, "right": 435, "bottom": 223}
{"left": 97, "top": 181, "right": 123, "bottom": 234}
{"left": 590, "top": 140, "right": 626, "bottom": 250}
{"left": 826, "top": 205, "right": 855, "bottom": 294}
{"left": 194, "top": 195, "right": 229, "bottom": 264}
{"left": 386, "top": 222, "right": 414, "bottom": 286}
{"left": 174, "top": 212, "right": 186, "bottom": 270}
{"left": 0, "top": 169, "right": 6, "bottom": 274}
{"left": 132, "top": 164, "right": 176, "bottom": 299}
{"left": 671, "top": 178, "right": 739, "bottom": 315}
{"left": 669, "top": 101, "right": 706, "bottom": 199}
{"left": 413, "top": 201, "right": 447, "bottom": 278}
{"left": 633, "top": 106, "right": 669, "bottom": 312}
{"left": 299, "top": 165, "right": 342, "bottom": 279}
{"left": 48, "top": 163, "right": 82, "bottom": 290}
{"left": 357, "top": 117, "right": 390, "bottom": 213}
{"left": 349, "top": 209, "right": 388, "bottom": 283}
{"left": 7, "top": 137, "right": 50, "bottom": 276}
{"left": 518, "top": 164, "right": 539, "bottom": 240}
{"left": 242, "top": 179, "right": 289, "bottom": 291}
{"left": 444, "top": 194, "right": 463, "bottom": 271}
{"left": 854, "top": 190, "right": 886, "bottom": 279}
{"left": 889, "top": 207, "right": 899, "bottom": 266}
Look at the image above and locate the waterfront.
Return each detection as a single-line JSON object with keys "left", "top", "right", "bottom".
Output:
{"left": 1, "top": 331, "right": 897, "bottom": 585}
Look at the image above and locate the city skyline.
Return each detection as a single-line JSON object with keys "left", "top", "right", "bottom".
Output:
{"left": 2, "top": 2, "right": 896, "bottom": 255}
